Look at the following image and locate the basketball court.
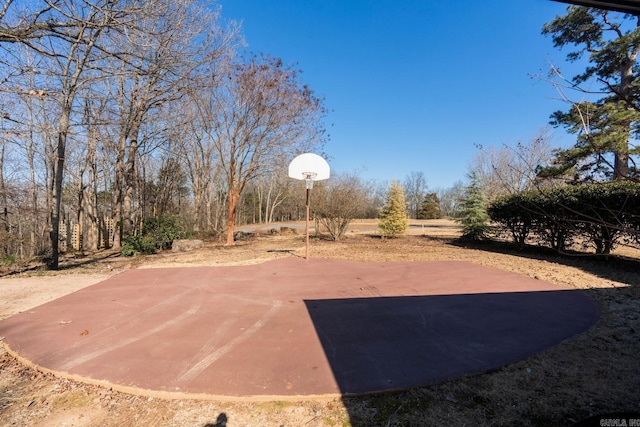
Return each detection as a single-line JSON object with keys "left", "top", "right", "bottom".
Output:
{"left": 0, "top": 258, "right": 599, "bottom": 400}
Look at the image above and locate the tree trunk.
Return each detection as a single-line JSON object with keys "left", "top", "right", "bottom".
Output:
{"left": 615, "top": 37, "right": 636, "bottom": 180}
{"left": 49, "top": 109, "right": 70, "bottom": 269}
{"left": 0, "top": 144, "right": 7, "bottom": 256}
{"left": 112, "top": 127, "right": 128, "bottom": 249}
{"left": 226, "top": 189, "right": 237, "bottom": 244}
{"left": 76, "top": 172, "right": 84, "bottom": 252}
{"left": 84, "top": 146, "right": 99, "bottom": 251}
{"left": 123, "top": 135, "right": 139, "bottom": 237}
{"left": 205, "top": 196, "right": 212, "bottom": 232}
{"left": 257, "top": 185, "right": 264, "bottom": 224}
{"left": 0, "top": 143, "right": 5, "bottom": 212}
{"left": 27, "top": 131, "right": 39, "bottom": 256}
{"left": 613, "top": 149, "right": 629, "bottom": 180}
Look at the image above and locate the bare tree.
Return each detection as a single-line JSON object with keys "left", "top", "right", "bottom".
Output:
{"left": 249, "top": 170, "right": 293, "bottom": 224}
{"left": 202, "top": 55, "right": 327, "bottom": 244}
{"left": 41, "top": 1, "right": 127, "bottom": 268}
{"left": 0, "top": 1, "right": 98, "bottom": 44}
{"left": 177, "top": 110, "right": 228, "bottom": 235}
{"left": 437, "top": 181, "right": 465, "bottom": 218}
{"left": 96, "top": 0, "right": 238, "bottom": 248}
{"left": 0, "top": 0, "right": 173, "bottom": 268}
{"left": 471, "top": 128, "right": 555, "bottom": 200}
{"left": 313, "top": 173, "right": 373, "bottom": 241}
{"left": 403, "top": 171, "right": 427, "bottom": 219}
{"left": 5, "top": 61, "right": 59, "bottom": 257}
{"left": 0, "top": 1, "right": 334, "bottom": 260}
{"left": 0, "top": 137, "right": 8, "bottom": 250}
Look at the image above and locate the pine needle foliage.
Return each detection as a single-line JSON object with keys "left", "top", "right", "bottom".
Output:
{"left": 457, "top": 174, "right": 489, "bottom": 241}
{"left": 378, "top": 181, "right": 409, "bottom": 238}
{"left": 418, "top": 192, "right": 442, "bottom": 219}
{"left": 540, "top": 8, "right": 640, "bottom": 181}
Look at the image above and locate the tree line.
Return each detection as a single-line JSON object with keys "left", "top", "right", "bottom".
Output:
{"left": 463, "top": 6, "right": 640, "bottom": 253}
{"left": 4, "top": 3, "right": 635, "bottom": 266}
{"left": 0, "top": 0, "right": 331, "bottom": 268}
{"left": 3, "top": 2, "right": 450, "bottom": 266}
{"left": 0, "top": 0, "right": 456, "bottom": 268}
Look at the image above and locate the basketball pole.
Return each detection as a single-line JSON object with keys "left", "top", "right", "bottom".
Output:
{"left": 305, "top": 186, "right": 310, "bottom": 260}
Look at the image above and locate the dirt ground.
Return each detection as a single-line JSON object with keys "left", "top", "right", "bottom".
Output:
{"left": 0, "top": 219, "right": 639, "bottom": 426}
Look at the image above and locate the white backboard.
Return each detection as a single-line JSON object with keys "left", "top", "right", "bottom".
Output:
{"left": 288, "top": 153, "right": 330, "bottom": 181}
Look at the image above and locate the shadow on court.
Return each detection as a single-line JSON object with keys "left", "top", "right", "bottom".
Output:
{"left": 0, "top": 258, "right": 601, "bottom": 425}
{"left": 305, "top": 289, "right": 598, "bottom": 395}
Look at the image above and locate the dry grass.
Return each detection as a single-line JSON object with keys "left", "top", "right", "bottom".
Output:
{"left": 0, "top": 220, "right": 639, "bottom": 426}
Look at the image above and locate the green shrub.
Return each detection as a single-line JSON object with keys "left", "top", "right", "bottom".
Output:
{"left": 487, "top": 193, "right": 533, "bottom": 247}
{"left": 488, "top": 181, "right": 640, "bottom": 254}
{"left": 1, "top": 254, "right": 17, "bottom": 267}
{"left": 121, "top": 216, "right": 187, "bottom": 257}
{"left": 121, "top": 235, "right": 157, "bottom": 257}
{"left": 142, "top": 216, "right": 187, "bottom": 250}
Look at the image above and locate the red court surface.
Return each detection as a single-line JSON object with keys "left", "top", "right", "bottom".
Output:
{"left": 0, "top": 259, "right": 599, "bottom": 400}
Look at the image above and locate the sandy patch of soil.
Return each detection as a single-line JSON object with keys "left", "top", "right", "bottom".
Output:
{"left": 0, "top": 274, "right": 111, "bottom": 321}
{"left": 1, "top": 220, "right": 638, "bottom": 426}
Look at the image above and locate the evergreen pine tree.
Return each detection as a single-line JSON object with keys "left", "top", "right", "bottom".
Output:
{"left": 418, "top": 192, "right": 442, "bottom": 219}
{"left": 540, "top": 8, "right": 640, "bottom": 181}
{"left": 378, "top": 181, "right": 409, "bottom": 238}
{"left": 456, "top": 174, "right": 489, "bottom": 240}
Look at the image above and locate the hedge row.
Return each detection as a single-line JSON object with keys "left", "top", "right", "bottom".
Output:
{"left": 487, "top": 181, "right": 640, "bottom": 254}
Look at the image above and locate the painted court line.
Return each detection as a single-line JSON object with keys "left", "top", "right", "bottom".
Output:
{"left": 177, "top": 300, "right": 282, "bottom": 384}
{"left": 60, "top": 303, "right": 201, "bottom": 371}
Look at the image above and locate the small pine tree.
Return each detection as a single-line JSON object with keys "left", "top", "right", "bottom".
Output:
{"left": 456, "top": 173, "right": 489, "bottom": 240}
{"left": 418, "top": 192, "right": 442, "bottom": 219}
{"left": 378, "top": 181, "right": 409, "bottom": 238}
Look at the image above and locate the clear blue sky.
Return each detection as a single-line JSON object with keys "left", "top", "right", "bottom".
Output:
{"left": 220, "top": 0, "right": 581, "bottom": 190}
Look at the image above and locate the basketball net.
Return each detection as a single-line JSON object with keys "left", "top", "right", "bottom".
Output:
{"left": 303, "top": 172, "right": 317, "bottom": 189}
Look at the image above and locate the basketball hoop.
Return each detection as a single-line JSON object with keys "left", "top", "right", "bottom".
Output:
{"left": 303, "top": 172, "right": 317, "bottom": 189}
{"left": 288, "top": 154, "right": 330, "bottom": 260}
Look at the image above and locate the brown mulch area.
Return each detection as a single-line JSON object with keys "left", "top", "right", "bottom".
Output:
{"left": 0, "top": 229, "right": 639, "bottom": 426}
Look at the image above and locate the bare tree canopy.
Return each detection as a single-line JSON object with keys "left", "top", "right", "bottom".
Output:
{"left": 403, "top": 171, "right": 427, "bottom": 220}
{"left": 0, "top": 1, "right": 329, "bottom": 266}
{"left": 313, "top": 173, "right": 374, "bottom": 241}
{"left": 0, "top": 0, "right": 243, "bottom": 267}
{"left": 200, "top": 54, "right": 327, "bottom": 244}
{"left": 471, "top": 129, "right": 555, "bottom": 200}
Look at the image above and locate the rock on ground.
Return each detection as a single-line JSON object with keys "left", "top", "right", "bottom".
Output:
{"left": 172, "top": 239, "right": 204, "bottom": 252}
